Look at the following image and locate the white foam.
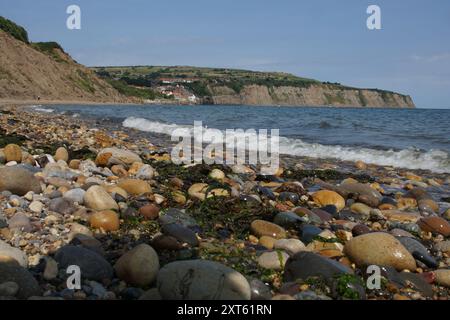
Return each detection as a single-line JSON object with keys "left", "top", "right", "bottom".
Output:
{"left": 28, "top": 105, "right": 54, "bottom": 113}
{"left": 122, "top": 117, "right": 450, "bottom": 173}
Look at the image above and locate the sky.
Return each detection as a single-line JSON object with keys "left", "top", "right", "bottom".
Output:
{"left": 1, "top": 0, "right": 450, "bottom": 108}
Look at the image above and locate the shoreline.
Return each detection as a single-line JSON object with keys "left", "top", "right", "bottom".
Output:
{"left": 0, "top": 99, "right": 419, "bottom": 109}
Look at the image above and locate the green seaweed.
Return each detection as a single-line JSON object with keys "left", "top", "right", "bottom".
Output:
{"left": 187, "top": 196, "right": 276, "bottom": 239}
{"left": 333, "top": 274, "right": 365, "bottom": 300}
{"left": 283, "top": 169, "right": 374, "bottom": 183}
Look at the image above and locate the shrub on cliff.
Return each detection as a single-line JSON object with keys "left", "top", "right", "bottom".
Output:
{"left": 0, "top": 16, "right": 29, "bottom": 43}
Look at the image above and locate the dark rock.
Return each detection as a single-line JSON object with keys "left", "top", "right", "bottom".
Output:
{"left": 161, "top": 223, "right": 199, "bottom": 247}
{"left": 49, "top": 198, "right": 76, "bottom": 215}
{"left": 248, "top": 278, "right": 272, "bottom": 300}
{"left": 352, "top": 224, "right": 371, "bottom": 237}
{"left": 54, "top": 245, "right": 113, "bottom": 281}
{"left": 284, "top": 251, "right": 353, "bottom": 282}
{"left": 0, "top": 262, "right": 42, "bottom": 299}
{"left": 278, "top": 192, "right": 299, "bottom": 204}
{"left": 273, "top": 212, "right": 306, "bottom": 229}
{"left": 396, "top": 236, "right": 438, "bottom": 268}
{"left": 299, "top": 225, "right": 322, "bottom": 244}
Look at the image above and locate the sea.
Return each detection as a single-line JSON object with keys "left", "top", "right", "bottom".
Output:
{"left": 28, "top": 104, "right": 450, "bottom": 174}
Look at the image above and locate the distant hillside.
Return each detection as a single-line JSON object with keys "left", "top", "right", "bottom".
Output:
{"left": 0, "top": 17, "right": 130, "bottom": 103}
{"left": 92, "top": 65, "right": 415, "bottom": 108}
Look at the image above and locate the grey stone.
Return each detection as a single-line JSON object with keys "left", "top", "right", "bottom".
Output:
{"left": 157, "top": 260, "right": 251, "bottom": 300}
{"left": 284, "top": 251, "right": 353, "bottom": 282}
{"left": 54, "top": 245, "right": 113, "bottom": 281}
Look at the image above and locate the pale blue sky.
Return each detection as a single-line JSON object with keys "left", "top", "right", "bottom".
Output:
{"left": 1, "top": 0, "right": 450, "bottom": 108}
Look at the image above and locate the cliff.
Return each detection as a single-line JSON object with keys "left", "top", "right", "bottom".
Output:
{"left": 208, "top": 84, "right": 415, "bottom": 108}
{"left": 0, "top": 18, "right": 131, "bottom": 103}
{"left": 93, "top": 65, "right": 415, "bottom": 108}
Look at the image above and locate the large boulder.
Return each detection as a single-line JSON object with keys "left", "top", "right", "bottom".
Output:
{"left": 344, "top": 232, "right": 417, "bottom": 271}
{"left": 0, "top": 240, "right": 28, "bottom": 267}
{"left": 54, "top": 245, "right": 113, "bottom": 281}
{"left": 284, "top": 251, "right": 352, "bottom": 282}
{"left": 96, "top": 148, "right": 142, "bottom": 167}
{"left": 157, "top": 260, "right": 251, "bottom": 300}
{"left": 0, "top": 166, "right": 42, "bottom": 196}
{"left": 0, "top": 262, "right": 42, "bottom": 299}
{"left": 84, "top": 185, "right": 119, "bottom": 211}
{"left": 114, "top": 244, "right": 160, "bottom": 287}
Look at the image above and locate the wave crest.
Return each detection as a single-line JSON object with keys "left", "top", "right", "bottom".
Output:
{"left": 122, "top": 117, "right": 450, "bottom": 173}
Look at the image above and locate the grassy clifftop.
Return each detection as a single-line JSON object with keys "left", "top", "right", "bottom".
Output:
{"left": 92, "top": 65, "right": 415, "bottom": 107}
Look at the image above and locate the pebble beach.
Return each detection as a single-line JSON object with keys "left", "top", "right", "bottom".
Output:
{"left": 1, "top": 104, "right": 450, "bottom": 300}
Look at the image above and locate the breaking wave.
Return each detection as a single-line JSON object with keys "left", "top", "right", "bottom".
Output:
{"left": 122, "top": 116, "right": 450, "bottom": 173}
{"left": 28, "top": 105, "right": 54, "bottom": 113}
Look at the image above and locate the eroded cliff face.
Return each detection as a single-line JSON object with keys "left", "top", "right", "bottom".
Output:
{"left": 208, "top": 84, "right": 415, "bottom": 108}
{"left": 0, "top": 30, "right": 131, "bottom": 103}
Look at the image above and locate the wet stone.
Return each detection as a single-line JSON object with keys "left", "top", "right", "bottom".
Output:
{"left": 162, "top": 223, "right": 199, "bottom": 247}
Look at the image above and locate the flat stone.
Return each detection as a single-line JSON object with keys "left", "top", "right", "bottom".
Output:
{"left": 48, "top": 197, "right": 76, "bottom": 215}
{"left": 0, "top": 281, "right": 19, "bottom": 297}
{"left": 54, "top": 245, "right": 113, "bottom": 281}
{"left": 284, "top": 251, "right": 353, "bottom": 282}
{"left": 396, "top": 236, "right": 438, "bottom": 268}
{"left": 158, "top": 208, "right": 199, "bottom": 229}
{"left": 344, "top": 232, "right": 417, "bottom": 271}
{"left": 337, "top": 182, "right": 382, "bottom": 207}
{"left": 4, "top": 144, "right": 22, "bottom": 163}
{"left": 0, "top": 263, "right": 42, "bottom": 299}
{"left": 258, "top": 251, "right": 289, "bottom": 270}
{"left": 54, "top": 147, "right": 69, "bottom": 162}
{"left": 259, "top": 236, "right": 276, "bottom": 249}
{"left": 43, "top": 257, "right": 58, "bottom": 280}
{"left": 138, "top": 204, "right": 160, "bottom": 220}
{"left": 250, "top": 220, "right": 286, "bottom": 239}
{"left": 7, "top": 212, "right": 33, "bottom": 233}
{"left": 273, "top": 212, "right": 306, "bottom": 228}
{"left": 0, "top": 240, "right": 28, "bottom": 267}
{"left": 114, "top": 244, "right": 160, "bottom": 287}
{"left": 381, "top": 210, "right": 420, "bottom": 223}
{"left": 29, "top": 200, "right": 44, "bottom": 213}
{"left": 299, "top": 225, "right": 323, "bottom": 243}
{"left": 434, "top": 269, "right": 450, "bottom": 288}
{"left": 84, "top": 185, "right": 118, "bottom": 211}
{"left": 162, "top": 223, "right": 198, "bottom": 246}
{"left": 350, "top": 203, "right": 372, "bottom": 216}
{"left": 0, "top": 166, "right": 42, "bottom": 196}
{"left": 135, "top": 164, "right": 155, "bottom": 180}
{"left": 157, "top": 259, "right": 251, "bottom": 300}
{"left": 117, "top": 179, "right": 152, "bottom": 195}
{"left": 312, "top": 190, "right": 345, "bottom": 211}
{"left": 96, "top": 148, "right": 142, "bottom": 166}
{"left": 418, "top": 216, "right": 450, "bottom": 236}
{"left": 435, "top": 240, "right": 450, "bottom": 254}
{"left": 273, "top": 239, "right": 306, "bottom": 255}
{"left": 70, "top": 233, "right": 105, "bottom": 256}
{"left": 89, "top": 210, "right": 120, "bottom": 232}
{"left": 63, "top": 188, "right": 86, "bottom": 204}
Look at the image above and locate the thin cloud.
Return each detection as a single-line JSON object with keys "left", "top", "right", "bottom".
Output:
{"left": 411, "top": 53, "right": 450, "bottom": 63}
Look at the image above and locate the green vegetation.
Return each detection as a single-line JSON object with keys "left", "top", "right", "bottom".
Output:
{"left": 32, "top": 42, "right": 67, "bottom": 63}
{"left": 333, "top": 274, "right": 365, "bottom": 300}
{"left": 72, "top": 70, "right": 96, "bottom": 93}
{"left": 90, "top": 65, "right": 411, "bottom": 104}
{"left": 324, "top": 92, "right": 346, "bottom": 105}
{"left": 185, "top": 81, "right": 211, "bottom": 97}
{"left": 358, "top": 90, "right": 368, "bottom": 107}
{"left": 106, "top": 79, "right": 165, "bottom": 100}
{"left": 0, "top": 16, "right": 29, "bottom": 43}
